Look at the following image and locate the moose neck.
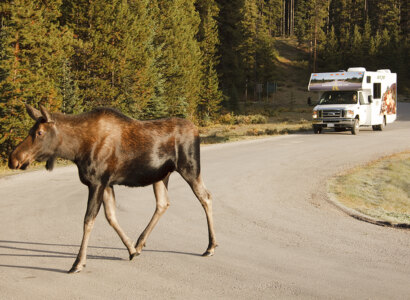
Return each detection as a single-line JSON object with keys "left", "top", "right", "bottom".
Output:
{"left": 54, "top": 113, "right": 90, "bottom": 162}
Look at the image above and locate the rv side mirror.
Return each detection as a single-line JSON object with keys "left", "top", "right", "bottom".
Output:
{"left": 368, "top": 95, "right": 373, "bottom": 103}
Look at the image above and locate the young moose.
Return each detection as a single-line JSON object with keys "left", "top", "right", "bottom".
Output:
{"left": 9, "top": 105, "right": 217, "bottom": 273}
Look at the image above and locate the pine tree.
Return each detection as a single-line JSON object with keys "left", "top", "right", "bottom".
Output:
{"left": 141, "top": 0, "right": 168, "bottom": 119}
{"left": 0, "top": 0, "right": 74, "bottom": 160}
{"left": 264, "top": 0, "right": 283, "bottom": 37}
{"left": 329, "top": 0, "right": 351, "bottom": 39}
{"left": 215, "top": 0, "right": 244, "bottom": 110}
{"left": 306, "top": 0, "right": 328, "bottom": 71}
{"left": 372, "top": 0, "right": 400, "bottom": 34}
{"left": 295, "top": 0, "right": 310, "bottom": 45}
{"left": 237, "top": 0, "right": 258, "bottom": 100}
{"left": 350, "top": 24, "right": 363, "bottom": 65}
{"left": 155, "top": 0, "right": 203, "bottom": 119}
{"left": 377, "top": 28, "right": 391, "bottom": 68}
{"left": 61, "top": 0, "right": 159, "bottom": 118}
{"left": 60, "top": 58, "right": 81, "bottom": 114}
{"left": 196, "top": 0, "right": 223, "bottom": 124}
{"left": 362, "top": 18, "right": 372, "bottom": 67}
{"left": 322, "top": 25, "right": 340, "bottom": 70}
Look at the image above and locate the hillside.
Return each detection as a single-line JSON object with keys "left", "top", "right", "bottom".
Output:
{"left": 272, "top": 38, "right": 312, "bottom": 106}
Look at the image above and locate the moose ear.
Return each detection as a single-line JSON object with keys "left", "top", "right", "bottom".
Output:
{"left": 25, "top": 104, "right": 42, "bottom": 120}
{"left": 39, "top": 105, "right": 53, "bottom": 123}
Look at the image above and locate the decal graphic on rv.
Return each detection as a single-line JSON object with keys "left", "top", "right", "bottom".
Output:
{"left": 380, "top": 83, "right": 397, "bottom": 115}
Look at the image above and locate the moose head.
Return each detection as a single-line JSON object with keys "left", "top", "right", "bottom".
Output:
{"left": 8, "top": 104, "right": 59, "bottom": 171}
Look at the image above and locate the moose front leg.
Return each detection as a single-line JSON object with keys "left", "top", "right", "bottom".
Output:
{"left": 69, "top": 185, "right": 103, "bottom": 273}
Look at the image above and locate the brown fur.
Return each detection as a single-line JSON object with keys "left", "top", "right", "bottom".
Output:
{"left": 9, "top": 105, "right": 217, "bottom": 273}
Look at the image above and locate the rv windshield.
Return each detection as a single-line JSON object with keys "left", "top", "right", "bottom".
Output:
{"left": 318, "top": 91, "right": 358, "bottom": 105}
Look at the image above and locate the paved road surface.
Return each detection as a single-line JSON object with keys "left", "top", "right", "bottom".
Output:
{"left": 1, "top": 104, "right": 409, "bottom": 299}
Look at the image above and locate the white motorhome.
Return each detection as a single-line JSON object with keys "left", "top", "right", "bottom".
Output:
{"left": 308, "top": 67, "right": 397, "bottom": 134}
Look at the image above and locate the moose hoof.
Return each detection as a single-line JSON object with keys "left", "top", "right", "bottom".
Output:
{"left": 129, "top": 252, "right": 140, "bottom": 261}
{"left": 68, "top": 265, "right": 84, "bottom": 274}
{"left": 202, "top": 250, "right": 214, "bottom": 257}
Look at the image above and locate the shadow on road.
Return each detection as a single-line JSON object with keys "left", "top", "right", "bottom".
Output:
{"left": 0, "top": 239, "right": 200, "bottom": 273}
{"left": 0, "top": 264, "right": 68, "bottom": 274}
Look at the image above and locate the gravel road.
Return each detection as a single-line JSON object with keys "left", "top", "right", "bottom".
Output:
{"left": 1, "top": 103, "right": 409, "bottom": 299}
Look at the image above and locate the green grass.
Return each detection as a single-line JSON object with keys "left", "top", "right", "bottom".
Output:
{"left": 329, "top": 152, "right": 410, "bottom": 225}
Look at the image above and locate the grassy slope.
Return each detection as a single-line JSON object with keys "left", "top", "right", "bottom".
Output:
{"left": 329, "top": 152, "right": 410, "bottom": 225}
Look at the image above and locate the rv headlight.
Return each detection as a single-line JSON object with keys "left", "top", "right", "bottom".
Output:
{"left": 345, "top": 110, "right": 354, "bottom": 118}
{"left": 312, "top": 110, "right": 318, "bottom": 119}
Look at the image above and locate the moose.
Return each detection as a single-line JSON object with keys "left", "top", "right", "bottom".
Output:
{"left": 8, "top": 104, "right": 217, "bottom": 273}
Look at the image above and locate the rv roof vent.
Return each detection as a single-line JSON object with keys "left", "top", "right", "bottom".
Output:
{"left": 377, "top": 69, "right": 391, "bottom": 73}
{"left": 347, "top": 67, "right": 366, "bottom": 72}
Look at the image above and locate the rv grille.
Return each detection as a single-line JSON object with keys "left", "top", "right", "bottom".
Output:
{"left": 321, "top": 110, "right": 342, "bottom": 118}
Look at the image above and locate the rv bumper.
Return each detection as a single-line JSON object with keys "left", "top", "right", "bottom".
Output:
{"left": 312, "top": 118, "right": 355, "bottom": 128}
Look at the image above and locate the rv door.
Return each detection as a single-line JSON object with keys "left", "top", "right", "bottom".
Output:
{"left": 358, "top": 91, "right": 370, "bottom": 125}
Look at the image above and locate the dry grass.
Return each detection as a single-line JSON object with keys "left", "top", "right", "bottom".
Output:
{"left": 199, "top": 106, "right": 312, "bottom": 144}
{"left": 329, "top": 152, "right": 410, "bottom": 225}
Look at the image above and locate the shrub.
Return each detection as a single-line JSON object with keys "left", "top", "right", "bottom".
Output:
{"left": 219, "top": 113, "right": 267, "bottom": 125}
{"left": 235, "top": 115, "right": 250, "bottom": 124}
{"left": 219, "top": 113, "right": 235, "bottom": 125}
{"left": 249, "top": 114, "right": 267, "bottom": 124}
{"left": 265, "top": 128, "right": 278, "bottom": 135}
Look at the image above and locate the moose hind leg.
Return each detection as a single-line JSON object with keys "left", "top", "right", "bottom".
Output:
{"left": 103, "top": 187, "right": 137, "bottom": 260}
{"left": 135, "top": 175, "right": 170, "bottom": 254}
{"left": 186, "top": 174, "right": 217, "bottom": 256}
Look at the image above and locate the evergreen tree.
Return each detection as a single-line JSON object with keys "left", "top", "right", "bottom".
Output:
{"left": 329, "top": 0, "right": 351, "bottom": 39}
{"left": 350, "top": 24, "right": 363, "bottom": 65}
{"left": 362, "top": 18, "right": 372, "bottom": 67}
{"left": 237, "top": 0, "right": 258, "bottom": 100}
{"left": 60, "top": 58, "right": 81, "bottom": 114}
{"left": 141, "top": 0, "right": 168, "bottom": 119}
{"left": 294, "top": 0, "right": 310, "bottom": 45}
{"left": 321, "top": 25, "right": 340, "bottom": 70}
{"left": 264, "top": 0, "right": 283, "bottom": 37}
{"left": 0, "top": 0, "right": 74, "bottom": 160}
{"left": 155, "top": 0, "right": 203, "bottom": 119}
{"left": 372, "top": 0, "right": 400, "bottom": 34}
{"left": 215, "top": 0, "right": 245, "bottom": 110}
{"left": 306, "top": 0, "right": 327, "bottom": 71}
{"left": 196, "top": 0, "right": 223, "bottom": 123}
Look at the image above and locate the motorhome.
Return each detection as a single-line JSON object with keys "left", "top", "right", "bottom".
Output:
{"left": 308, "top": 67, "right": 397, "bottom": 134}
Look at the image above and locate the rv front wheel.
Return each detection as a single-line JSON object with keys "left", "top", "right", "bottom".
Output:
{"left": 313, "top": 125, "right": 322, "bottom": 134}
{"left": 351, "top": 118, "right": 359, "bottom": 135}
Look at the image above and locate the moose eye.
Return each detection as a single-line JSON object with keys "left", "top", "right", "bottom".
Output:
{"left": 37, "top": 130, "right": 44, "bottom": 136}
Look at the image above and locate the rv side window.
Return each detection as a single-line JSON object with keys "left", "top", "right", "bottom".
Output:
{"left": 373, "top": 83, "right": 381, "bottom": 99}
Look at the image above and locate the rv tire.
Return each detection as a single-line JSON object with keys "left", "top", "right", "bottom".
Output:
{"left": 351, "top": 118, "right": 359, "bottom": 135}
{"left": 372, "top": 117, "right": 386, "bottom": 131}
{"left": 313, "top": 125, "right": 322, "bottom": 134}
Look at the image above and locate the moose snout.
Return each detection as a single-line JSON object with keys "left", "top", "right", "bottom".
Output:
{"left": 8, "top": 155, "right": 20, "bottom": 169}
{"left": 8, "top": 151, "right": 29, "bottom": 170}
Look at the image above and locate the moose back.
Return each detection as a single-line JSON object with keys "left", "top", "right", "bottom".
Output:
{"left": 9, "top": 105, "right": 217, "bottom": 273}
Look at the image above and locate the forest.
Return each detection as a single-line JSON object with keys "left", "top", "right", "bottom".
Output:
{"left": 0, "top": 0, "right": 408, "bottom": 161}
